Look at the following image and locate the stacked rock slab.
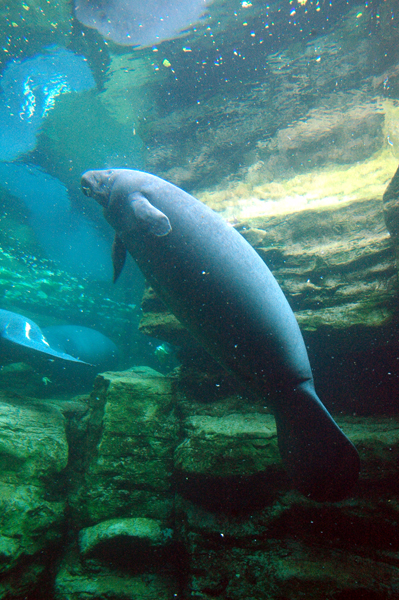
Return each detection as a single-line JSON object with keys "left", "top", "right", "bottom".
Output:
{"left": 1, "top": 367, "right": 399, "bottom": 598}
{"left": 60, "top": 367, "right": 181, "bottom": 599}
{"left": 0, "top": 395, "right": 68, "bottom": 598}
{"left": 68, "top": 367, "right": 179, "bottom": 525}
{"left": 60, "top": 368, "right": 399, "bottom": 600}
{"left": 139, "top": 191, "right": 398, "bottom": 354}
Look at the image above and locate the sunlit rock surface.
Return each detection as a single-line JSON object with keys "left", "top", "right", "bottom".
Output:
{"left": 139, "top": 149, "right": 399, "bottom": 357}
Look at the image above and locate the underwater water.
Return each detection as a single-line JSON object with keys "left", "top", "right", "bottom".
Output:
{"left": 0, "top": 0, "right": 399, "bottom": 598}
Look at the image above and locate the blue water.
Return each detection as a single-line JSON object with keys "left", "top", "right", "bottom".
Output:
{"left": 0, "top": 0, "right": 397, "bottom": 370}
{"left": 0, "top": 46, "right": 95, "bottom": 161}
{"left": 0, "top": 2, "right": 398, "bottom": 599}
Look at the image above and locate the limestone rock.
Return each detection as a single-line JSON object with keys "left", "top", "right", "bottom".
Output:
{"left": 79, "top": 517, "right": 172, "bottom": 557}
{"left": 178, "top": 496, "right": 399, "bottom": 600}
{"left": 0, "top": 560, "right": 49, "bottom": 600}
{"left": 0, "top": 483, "right": 65, "bottom": 566}
{"left": 174, "top": 413, "right": 399, "bottom": 599}
{"left": 242, "top": 195, "right": 396, "bottom": 337}
{"left": 69, "top": 367, "right": 179, "bottom": 526}
{"left": 0, "top": 395, "right": 68, "bottom": 597}
{"left": 174, "top": 413, "right": 281, "bottom": 477}
{"left": 55, "top": 547, "right": 178, "bottom": 600}
{"left": 139, "top": 284, "right": 189, "bottom": 345}
{"left": 1, "top": 366, "right": 397, "bottom": 599}
{"left": 0, "top": 397, "right": 68, "bottom": 484}
{"left": 173, "top": 397, "right": 399, "bottom": 506}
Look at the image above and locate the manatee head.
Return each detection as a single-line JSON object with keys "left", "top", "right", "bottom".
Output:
{"left": 81, "top": 169, "right": 172, "bottom": 239}
{"left": 81, "top": 169, "right": 115, "bottom": 207}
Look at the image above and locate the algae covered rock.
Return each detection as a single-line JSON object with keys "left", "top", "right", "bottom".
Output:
{"left": 174, "top": 415, "right": 399, "bottom": 599}
{"left": 1, "top": 365, "right": 398, "bottom": 599}
{"left": 0, "top": 397, "right": 68, "bottom": 484}
{"left": 0, "top": 395, "right": 68, "bottom": 598}
{"left": 69, "top": 367, "right": 179, "bottom": 526}
{"left": 55, "top": 545, "right": 179, "bottom": 600}
{"left": 79, "top": 517, "right": 171, "bottom": 557}
{"left": 175, "top": 413, "right": 281, "bottom": 477}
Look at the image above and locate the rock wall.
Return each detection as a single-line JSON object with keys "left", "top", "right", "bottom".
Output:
{"left": 0, "top": 394, "right": 69, "bottom": 598}
{"left": 140, "top": 151, "right": 399, "bottom": 357}
{"left": 1, "top": 368, "right": 399, "bottom": 599}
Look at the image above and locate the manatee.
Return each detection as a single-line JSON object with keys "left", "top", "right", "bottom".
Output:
{"left": 81, "top": 168, "right": 360, "bottom": 502}
{"left": 0, "top": 309, "right": 88, "bottom": 365}
{"left": 74, "top": 0, "right": 211, "bottom": 48}
{"left": 42, "top": 325, "right": 119, "bottom": 372}
{"left": 41, "top": 324, "right": 120, "bottom": 391}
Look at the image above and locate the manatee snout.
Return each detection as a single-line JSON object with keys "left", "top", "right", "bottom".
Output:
{"left": 81, "top": 171, "right": 111, "bottom": 207}
{"left": 81, "top": 180, "right": 92, "bottom": 198}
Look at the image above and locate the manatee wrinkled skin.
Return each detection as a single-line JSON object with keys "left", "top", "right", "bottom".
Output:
{"left": 81, "top": 168, "right": 360, "bottom": 502}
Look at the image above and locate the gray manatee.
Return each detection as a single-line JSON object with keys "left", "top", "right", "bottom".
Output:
{"left": 81, "top": 168, "right": 360, "bottom": 502}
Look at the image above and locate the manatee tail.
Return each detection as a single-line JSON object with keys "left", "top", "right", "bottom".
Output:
{"left": 273, "top": 380, "right": 360, "bottom": 502}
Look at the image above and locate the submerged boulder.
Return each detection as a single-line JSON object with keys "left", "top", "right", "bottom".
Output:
{"left": 55, "top": 543, "right": 179, "bottom": 600}
{"left": 0, "top": 366, "right": 399, "bottom": 598}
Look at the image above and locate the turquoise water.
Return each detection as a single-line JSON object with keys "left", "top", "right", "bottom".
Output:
{"left": 1, "top": 3, "right": 399, "bottom": 600}
{"left": 0, "top": 1, "right": 397, "bottom": 379}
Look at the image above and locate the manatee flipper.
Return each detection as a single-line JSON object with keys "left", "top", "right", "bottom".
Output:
{"left": 129, "top": 192, "right": 172, "bottom": 237}
{"left": 274, "top": 380, "right": 360, "bottom": 502}
{"left": 112, "top": 234, "right": 127, "bottom": 283}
